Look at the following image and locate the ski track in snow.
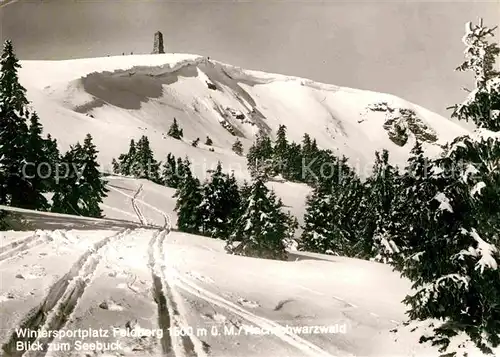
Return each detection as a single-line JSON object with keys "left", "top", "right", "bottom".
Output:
{"left": 168, "top": 265, "right": 343, "bottom": 357}
{"left": 107, "top": 183, "right": 171, "bottom": 229}
{"left": 0, "top": 232, "right": 50, "bottom": 263}
{"left": 1, "top": 228, "right": 132, "bottom": 357}
{"left": 148, "top": 229, "right": 174, "bottom": 356}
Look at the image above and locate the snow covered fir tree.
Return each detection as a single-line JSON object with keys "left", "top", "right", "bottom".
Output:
{"left": 162, "top": 153, "right": 181, "bottom": 188}
{"left": 246, "top": 129, "right": 274, "bottom": 180}
{"left": 0, "top": 40, "right": 43, "bottom": 210}
{"left": 113, "top": 139, "right": 137, "bottom": 176}
{"left": 299, "top": 166, "right": 367, "bottom": 257}
{"left": 232, "top": 138, "right": 244, "bottom": 155}
{"left": 198, "top": 162, "right": 241, "bottom": 239}
{"left": 173, "top": 158, "right": 203, "bottom": 234}
{"left": 363, "top": 149, "right": 402, "bottom": 261}
{"left": 112, "top": 136, "right": 162, "bottom": 183}
{"left": 51, "top": 134, "right": 108, "bottom": 218}
{"left": 225, "top": 174, "right": 294, "bottom": 260}
{"left": 133, "top": 135, "right": 161, "bottom": 184}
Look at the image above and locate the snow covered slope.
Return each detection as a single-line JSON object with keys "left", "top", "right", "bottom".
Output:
{"left": 1, "top": 222, "right": 495, "bottom": 357}
{"left": 1, "top": 170, "right": 495, "bottom": 357}
{"left": 2, "top": 53, "right": 493, "bottom": 357}
{"left": 101, "top": 175, "right": 311, "bottom": 231}
{"left": 18, "top": 54, "right": 468, "bottom": 180}
{"left": 0, "top": 225, "right": 436, "bottom": 357}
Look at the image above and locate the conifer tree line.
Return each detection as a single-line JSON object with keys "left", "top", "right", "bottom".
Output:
{"left": 167, "top": 114, "right": 243, "bottom": 155}
{"left": 247, "top": 124, "right": 350, "bottom": 184}
{"left": 396, "top": 20, "right": 499, "bottom": 356}
{"left": 0, "top": 40, "right": 108, "bottom": 223}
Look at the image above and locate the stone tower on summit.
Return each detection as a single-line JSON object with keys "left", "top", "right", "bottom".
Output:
{"left": 152, "top": 31, "right": 165, "bottom": 54}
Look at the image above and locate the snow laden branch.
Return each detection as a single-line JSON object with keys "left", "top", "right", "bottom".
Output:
{"left": 453, "top": 228, "right": 498, "bottom": 274}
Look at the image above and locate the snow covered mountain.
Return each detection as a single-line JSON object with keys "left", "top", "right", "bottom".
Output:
{"left": 18, "top": 54, "right": 468, "bottom": 181}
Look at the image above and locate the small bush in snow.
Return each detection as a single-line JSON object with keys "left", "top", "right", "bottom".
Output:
{"left": 167, "top": 118, "right": 183, "bottom": 139}
{"left": 226, "top": 175, "right": 295, "bottom": 261}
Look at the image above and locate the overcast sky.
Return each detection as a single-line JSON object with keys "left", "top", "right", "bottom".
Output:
{"left": 1, "top": 0, "right": 498, "bottom": 123}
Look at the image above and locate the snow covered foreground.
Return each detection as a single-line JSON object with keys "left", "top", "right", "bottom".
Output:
{"left": 100, "top": 175, "right": 311, "bottom": 231}
{"left": 0, "top": 225, "right": 423, "bottom": 357}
